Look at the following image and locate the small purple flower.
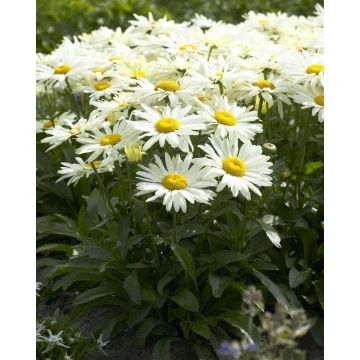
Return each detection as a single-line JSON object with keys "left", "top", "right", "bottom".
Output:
{"left": 217, "top": 340, "right": 241, "bottom": 359}
{"left": 245, "top": 342, "right": 259, "bottom": 353}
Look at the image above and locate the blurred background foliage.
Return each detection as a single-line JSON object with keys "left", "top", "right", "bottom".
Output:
{"left": 37, "top": 0, "right": 324, "bottom": 53}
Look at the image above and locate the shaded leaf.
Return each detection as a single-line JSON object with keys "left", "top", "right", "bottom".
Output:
{"left": 170, "top": 288, "right": 199, "bottom": 312}
{"left": 124, "top": 270, "right": 142, "bottom": 305}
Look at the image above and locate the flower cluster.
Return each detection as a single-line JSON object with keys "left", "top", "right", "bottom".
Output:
{"left": 37, "top": 6, "right": 323, "bottom": 213}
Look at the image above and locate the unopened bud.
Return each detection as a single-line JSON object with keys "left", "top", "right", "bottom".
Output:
{"left": 255, "top": 94, "right": 272, "bottom": 114}
{"left": 124, "top": 143, "right": 145, "bottom": 163}
{"left": 262, "top": 142, "right": 277, "bottom": 154}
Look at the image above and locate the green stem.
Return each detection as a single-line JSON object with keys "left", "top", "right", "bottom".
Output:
{"left": 114, "top": 161, "right": 126, "bottom": 209}
{"left": 207, "top": 45, "right": 216, "bottom": 61}
{"left": 294, "top": 109, "right": 313, "bottom": 206}
{"left": 172, "top": 210, "right": 177, "bottom": 244}
{"left": 144, "top": 202, "right": 159, "bottom": 266}
{"left": 91, "top": 162, "right": 115, "bottom": 217}
{"left": 65, "top": 79, "right": 82, "bottom": 118}
{"left": 237, "top": 201, "right": 249, "bottom": 251}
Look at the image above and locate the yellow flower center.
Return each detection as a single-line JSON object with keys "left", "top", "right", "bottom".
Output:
{"left": 93, "top": 67, "right": 107, "bottom": 74}
{"left": 132, "top": 69, "right": 146, "bottom": 78}
{"left": 222, "top": 157, "right": 247, "bottom": 177}
{"left": 100, "top": 134, "right": 122, "bottom": 146}
{"left": 198, "top": 96, "right": 209, "bottom": 102}
{"left": 54, "top": 64, "right": 72, "bottom": 75}
{"left": 162, "top": 173, "right": 188, "bottom": 190}
{"left": 155, "top": 80, "right": 181, "bottom": 92}
{"left": 108, "top": 56, "right": 122, "bottom": 61}
{"left": 42, "top": 119, "right": 58, "bottom": 129}
{"left": 179, "top": 43, "right": 198, "bottom": 51}
{"left": 68, "top": 125, "right": 81, "bottom": 134}
{"left": 216, "top": 71, "right": 224, "bottom": 78}
{"left": 314, "top": 95, "right": 324, "bottom": 106}
{"left": 253, "top": 80, "right": 275, "bottom": 89}
{"left": 214, "top": 111, "right": 237, "bottom": 126}
{"left": 95, "top": 81, "right": 111, "bottom": 91}
{"left": 155, "top": 117, "right": 180, "bottom": 133}
{"left": 259, "top": 19, "right": 271, "bottom": 24}
{"left": 306, "top": 64, "right": 324, "bottom": 75}
{"left": 84, "top": 160, "right": 102, "bottom": 169}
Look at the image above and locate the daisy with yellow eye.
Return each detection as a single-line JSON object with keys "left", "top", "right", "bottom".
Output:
{"left": 36, "top": 52, "right": 105, "bottom": 87}
{"left": 196, "top": 135, "right": 273, "bottom": 199}
{"left": 129, "top": 104, "right": 206, "bottom": 152}
{"left": 197, "top": 95, "right": 262, "bottom": 142}
{"left": 76, "top": 120, "right": 139, "bottom": 162}
{"left": 41, "top": 113, "right": 104, "bottom": 150}
{"left": 136, "top": 153, "right": 217, "bottom": 213}
{"left": 73, "top": 74, "right": 129, "bottom": 99}
{"left": 241, "top": 75, "right": 292, "bottom": 119}
{"left": 133, "top": 77, "right": 203, "bottom": 105}
{"left": 90, "top": 93, "right": 138, "bottom": 124}
{"left": 291, "top": 84, "right": 324, "bottom": 122}
{"left": 281, "top": 50, "right": 323, "bottom": 85}
{"left": 57, "top": 157, "right": 116, "bottom": 186}
{"left": 36, "top": 111, "right": 77, "bottom": 133}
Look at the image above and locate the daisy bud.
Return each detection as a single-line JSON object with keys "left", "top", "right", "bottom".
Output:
{"left": 124, "top": 143, "right": 145, "bottom": 163}
{"left": 255, "top": 94, "right": 272, "bottom": 114}
{"left": 262, "top": 142, "right": 277, "bottom": 154}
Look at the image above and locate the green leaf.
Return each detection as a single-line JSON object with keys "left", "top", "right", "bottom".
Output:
{"left": 124, "top": 270, "right": 142, "bottom": 305}
{"left": 305, "top": 161, "right": 324, "bottom": 175}
{"left": 73, "top": 286, "right": 117, "bottom": 306}
{"left": 208, "top": 274, "right": 231, "bottom": 298}
{"left": 289, "top": 267, "right": 310, "bottom": 288}
{"left": 151, "top": 338, "right": 176, "bottom": 360}
{"left": 170, "top": 288, "right": 199, "bottom": 312}
{"left": 252, "top": 268, "right": 289, "bottom": 308}
{"left": 157, "top": 273, "right": 175, "bottom": 295}
{"left": 36, "top": 243, "right": 73, "bottom": 257}
{"left": 218, "top": 311, "right": 261, "bottom": 344}
{"left": 192, "top": 344, "right": 217, "bottom": 360}
{"left": 190, "top": 318, "right": 210, "bottom": 339}
{"left": 128, "top": 306, "right": 151, "bottom": 328}
{"left": 212, "top": 250, "right": 243, "bottom": 271}
{"left": 314, "top": 273, "right": 324, "bottom": 308}
{"left": 36, "top": 215, "right": 80, "bottom": 239}
{"left": 53, "top": 272, "right": 100, "bottom": 291}
{"left": 136, "top": 318, "right": 160, "bottom": 348}
{"left": 171, "top": 244, "right": 197, "bottom": 286}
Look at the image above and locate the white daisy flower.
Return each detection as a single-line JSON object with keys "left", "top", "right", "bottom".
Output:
{"left": 136, "top": 153, "right": 217, "bottom": 213}
{"left": 76, "top": 120, "right": 139, "bottom": 162}
{"left": 292, "top": 84, "right": 324, "bottom": 122}
{"left": 57, "top": 157, "right": 116, "bottom": 186}
{"left": 197, "top": 135, "right": 273, "bottom": 199}
{"left": 36, "top": 111, "right": 76, "bottom": 133}
{"left": 129, "top": 104, "right": 206, "bottom": 152}
{"left": 133, "top": 77, "right": 203, "bottom": 105}
{"left": 197, "top": 95, "right": 262, "bottom": 142}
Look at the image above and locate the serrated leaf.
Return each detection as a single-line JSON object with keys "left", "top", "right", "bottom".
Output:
{"left": 208, "top": 274, "right": 231, "bottom": 298}
{"left": 136, "top": 318, "right": 159, "bottom": 348}
{"left": 171, "top": 244, "right": 197, "bottom": 286}
{"left": 170, "top": 288, "right": 199, "bottom": 312}
{"left": 124, "top": 270, "right": 142, "bottom": 305}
